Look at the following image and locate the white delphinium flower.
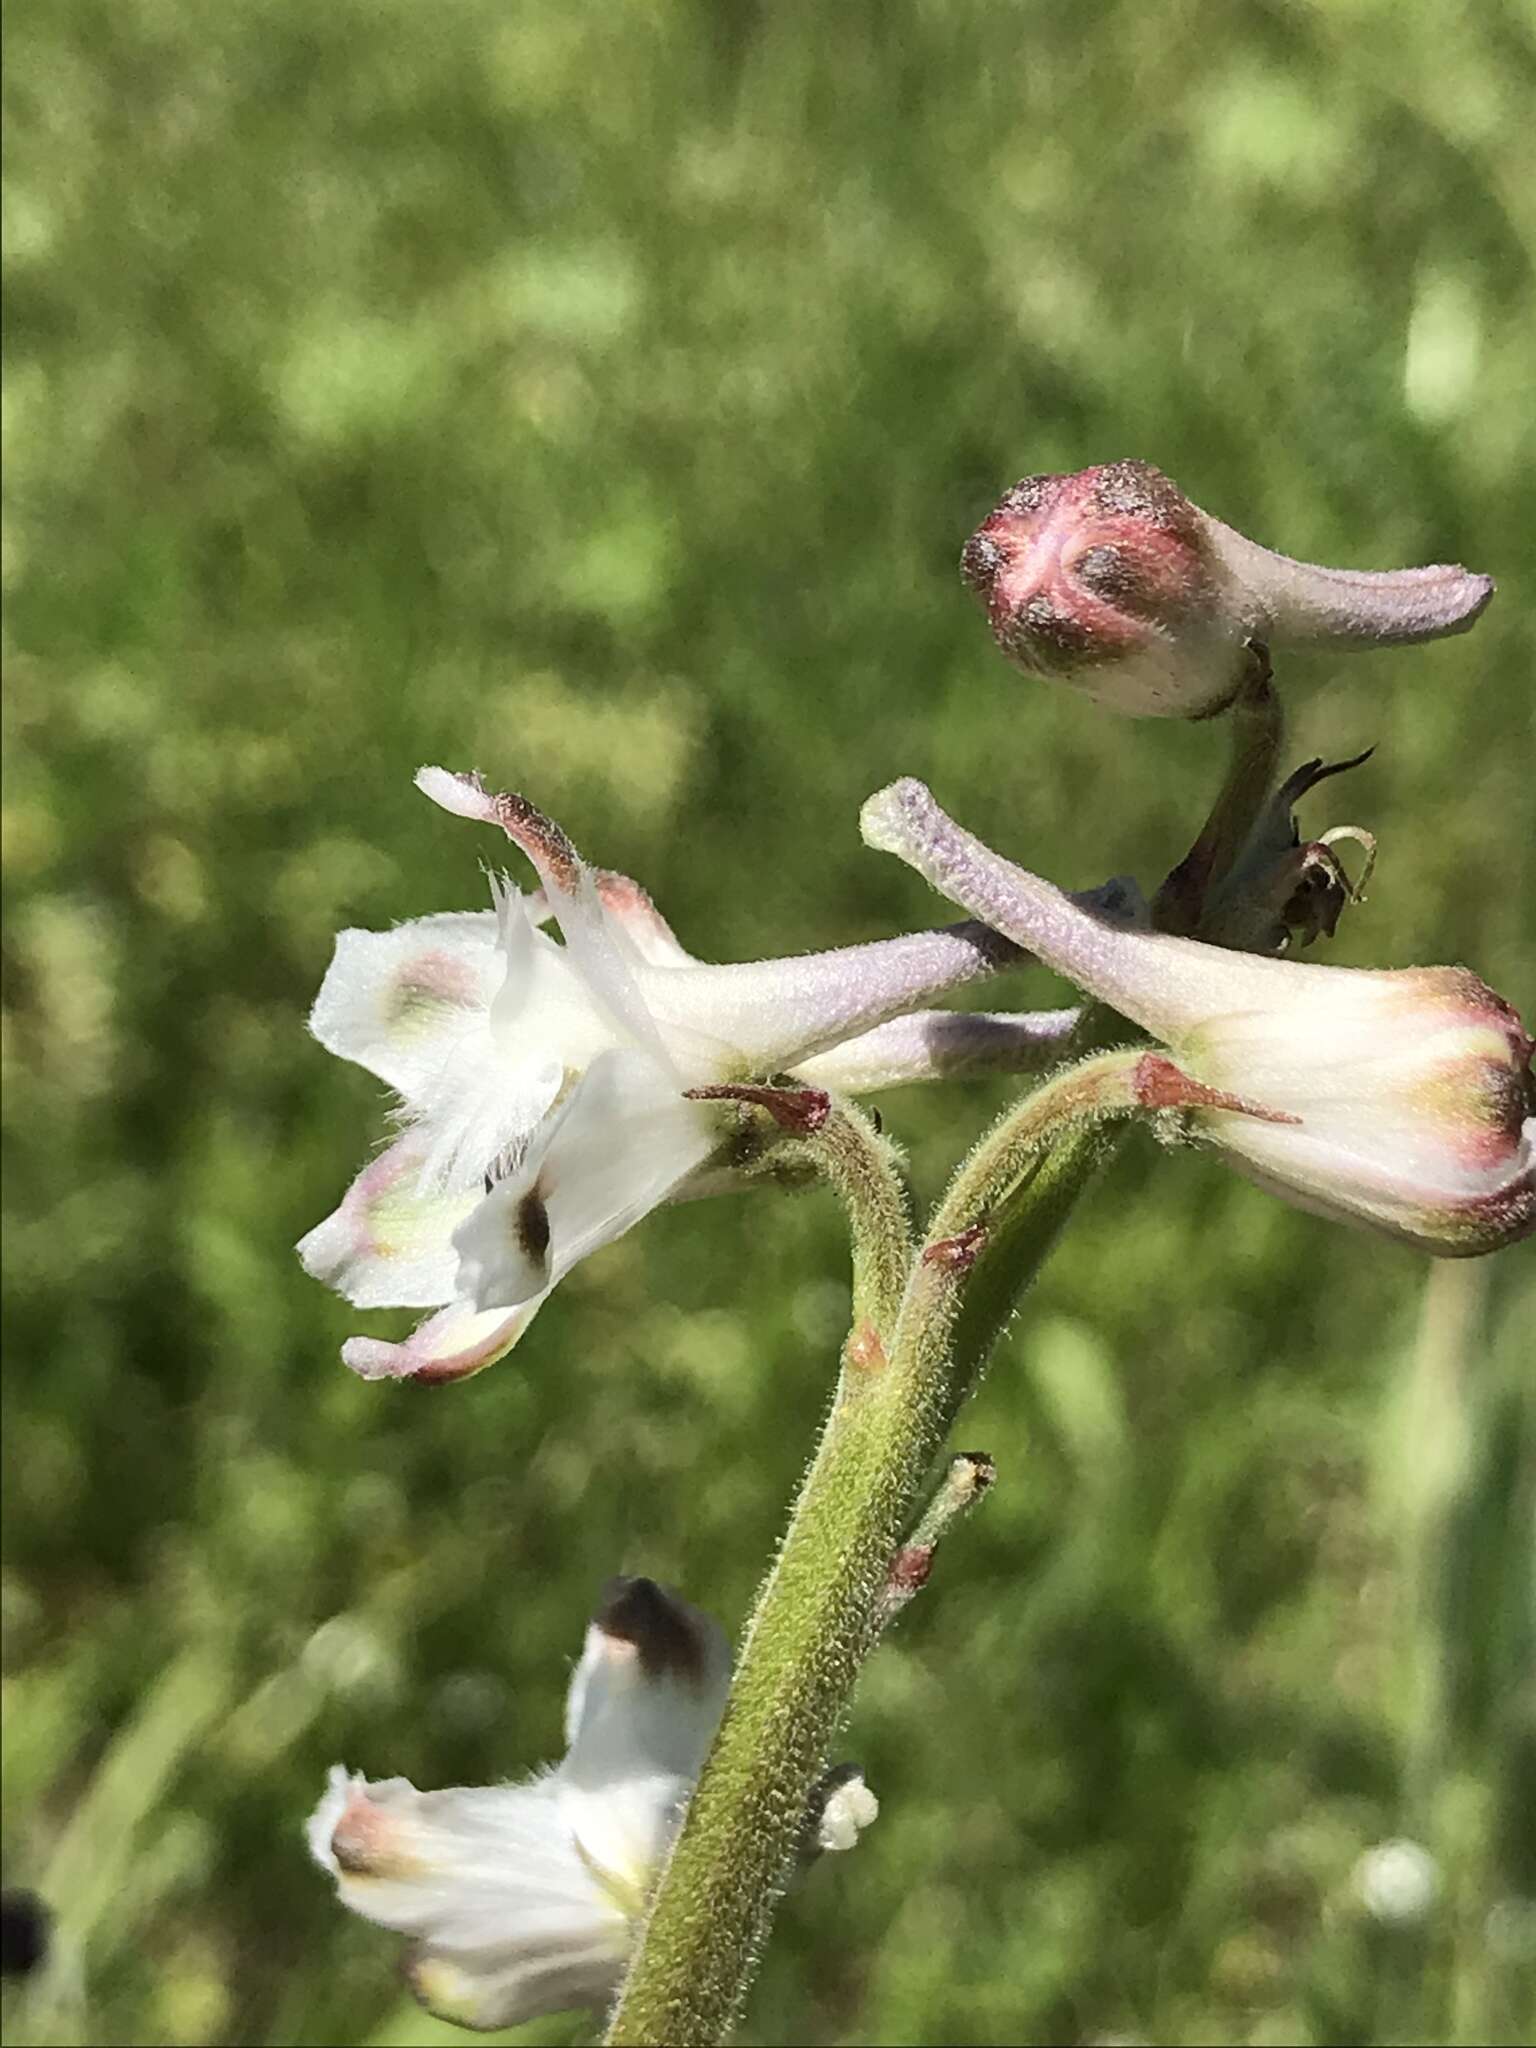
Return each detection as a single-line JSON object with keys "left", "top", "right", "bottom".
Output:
{"left": 298, "top": 767, "right": 1074, "bottom": 1382}
{"left": 862, "top": 777, "right": 1536, "bottom": 1256}
{"left": 307, "top": 1578, "right": 730, "bottom": 2031}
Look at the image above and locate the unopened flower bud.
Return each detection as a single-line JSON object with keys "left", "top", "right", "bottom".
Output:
{"left": 961, "top": 461, "right": 1494, "bottom": 717}
{"left": 816, "top": 1770, "right": 879, "bottom": 1854}
{"left": 863, "top": 778, "right": 1536, "bottom": 1256}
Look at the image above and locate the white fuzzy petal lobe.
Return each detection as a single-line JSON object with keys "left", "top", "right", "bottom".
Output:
{"left": 308, "top": 1767, "right": 632, "bottom": 2028}
{"left": 297, "top": 1132, "right": 472, "bottom": 1309}
{"left": 407, "top": 1933, "right": 629, "bottom": 2032}
{"left": 309, "top": 915, "right": 501, "bottom": 1102}
{"left": 453, "top": 1049, "right": 723, "bottom": 1312}
{"left": 340, "top": 1296, "right": 546, "bottom": 1384}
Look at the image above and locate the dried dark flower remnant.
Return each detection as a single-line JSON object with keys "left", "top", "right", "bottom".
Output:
{"left": 1196, "top": 751, "right": 1379, "bottom": 955}
{"left": 962, "top": 461, "right": 1495, "bottom": 718}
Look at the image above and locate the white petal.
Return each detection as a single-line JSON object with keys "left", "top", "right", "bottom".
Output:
{"left": 403, "top": 1771, "right": 700, "bottom": 2029}
{"left": 391, "top": 883, "right": 574, "bottom": 1198}
{"left": 487, "top": 874, "right": 626, "bottom": 1081}
{"left": 416, "top": 768, "right": 674, "bottom": 1065}
{"left": 562, "top": 1579, "right": 731, "bottom": 1791}
{"left": 306, "top": 901, "right": 566, "bottom": 1205}
{"left": 297, "top": 1134, "right": 472, "bottom": 1309}
{"left": 341, "top": 1296, "right": 545, "bottom": 1384}
{"left": 556, "top": 1770, "right": 692, "bottom": 1913}
{"left": 452, "top": 1049, "right": 722, "bottom": 1312}
{"left": 408, "top": 1932, "right": 627, "bottom": 2032}
{"left": 1205, "top": 1109, "right": 1531, "bottom": 1249}
{"left": 307, "top": 1768, "right": 625, "bottom": 1955}
{"left": 308, "top": 915, "right": 500, "bottom": 1102}
{"left": 307, "top": 1764, "right": 355, "bottom": 1875}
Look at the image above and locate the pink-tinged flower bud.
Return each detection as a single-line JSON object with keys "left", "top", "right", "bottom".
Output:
{"left": 863, "top": 779, "right": 1536, "bottom": 1256}
{"left": 1173, "top": 967, "right": 1536, "bottom": 1256}
{"left": 961, "top": 461, "right": 1494, "bottom": 717}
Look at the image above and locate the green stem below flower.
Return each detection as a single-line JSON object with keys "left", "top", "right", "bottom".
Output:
{"left": 605, "top": 1057, "right": 1129, "bottom": 2046}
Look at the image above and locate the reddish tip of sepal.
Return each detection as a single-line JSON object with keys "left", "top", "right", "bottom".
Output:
{"left": 1133, "top": 1051, "right": 1302, "bottom": 1124}
{"left": 685, "top": 1084, "right": 832, "bottom": 1133}
{"left": 921, "top": 1221, "right": 989, "bottom": 1271}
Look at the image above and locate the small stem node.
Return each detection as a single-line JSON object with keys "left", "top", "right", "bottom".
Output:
{"left": 921, "top": 1222, "right": 989, "bottom": 1272}
{"left": 842, "top": 1322, "right": 889, "bottom": 1377}
{"left": 874, "top": 1450, "right": 998, "bottom": 1632}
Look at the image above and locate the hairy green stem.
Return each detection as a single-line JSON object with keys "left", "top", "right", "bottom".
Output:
{"left": 888, "top": 1051, "right": 1145, "bottom": 1402}
{"left": 605, "top": 1074, "right": 1122, "bottom": 2045}
{"left": 798, "top": 1100, "right": 915, "bottom": 1337}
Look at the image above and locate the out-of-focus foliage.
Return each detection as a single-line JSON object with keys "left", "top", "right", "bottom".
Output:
{"left": 3, "top": 0, "right": 1533, "bottom": 2041}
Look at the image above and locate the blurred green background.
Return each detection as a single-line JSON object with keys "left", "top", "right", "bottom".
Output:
{"left": 3, "top": 0, "right": 1534, "bottom": 2042}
